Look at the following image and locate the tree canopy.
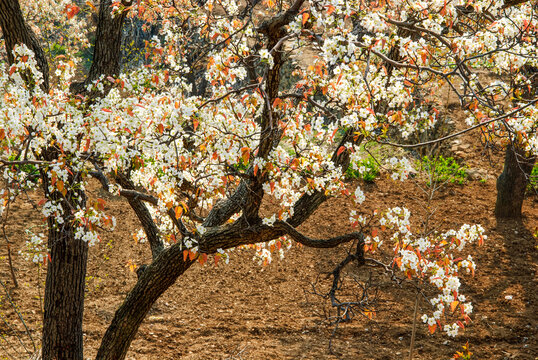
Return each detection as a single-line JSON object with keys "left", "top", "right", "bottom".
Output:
{"left": 0, "top": 0, "right": 536, "bottom": 359}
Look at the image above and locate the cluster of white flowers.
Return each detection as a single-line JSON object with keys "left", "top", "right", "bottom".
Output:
{"left": 386, "top": 157, "right": 415, "bottom": 181}
{"left": 259, "top": 49, "right": 275, "bottom": 69}
{"left": 19, "top": 230, "right": 47, "bottom": 264}
{"left": 356, "top": 206, "right": 485, "bottom": 337}
{"left": 73, "top": 206, "right": 116, "bottom": 247}
{"left": 2, "top": 0, "right": 536, "bottom": 342}
{"left": 251, "top": 236, "right": 292, "bottom": 266}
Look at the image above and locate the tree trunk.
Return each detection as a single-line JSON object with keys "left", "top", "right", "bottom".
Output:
{"left": 42, "top": 218, "right": 88, "bottom": 360}
{"left": 495, "top": 145, "right": 536, "bottom": 218}
{"left": 70, "top": 0, "right": 130, "bottom": 95}
{"left": 0, "top": 0, "right": 49, "bottom": 91}
{"left": 96, "top": 248, "right": 194, "bottom": 360}
{"left": 0, "top": 2, "right": 87, "bottom": 359}
{"left": 40, "top": 160, "right": 88, "bottom": 360}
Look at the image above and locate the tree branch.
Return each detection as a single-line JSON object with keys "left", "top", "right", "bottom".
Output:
{"left": 115, "top": 173, "right": 165, "bottom": 260}
{"left": 274, "top": 221, "right": 364, "bottom": 248}
{"left": 378, "top": 98, "right": 538, "bottom": 149}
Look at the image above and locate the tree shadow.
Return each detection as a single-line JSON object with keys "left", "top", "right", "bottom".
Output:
{"left": 492, "top": 217, "right": 538, "bottom": 357}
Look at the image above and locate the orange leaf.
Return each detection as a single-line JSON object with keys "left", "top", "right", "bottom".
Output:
{"left": 66, "top": 4, "right": 80, "bottom": 19}
{"left": 330, "top": 128, "right": 338, "bottom": 140}
{"left": 57, "top": 180, "right": 65, "bottom": 194}
{"left": 198, "top": 253, "right": 208, "bottom": 265}
{"left": 337, "top": 146, "right": 346, "bottom": 156}
{"left": 421, "top": 51, "right": 428, "bottom": 64}
{"left": 0, "top": 129, "right": 5, "bottom": 140}
{"left": 183, "top": 250, "right": 189, "bottom": 261}
{"left": 241, "top": 147, "right": 250, "bottom": 164}
{"left": 174, "top": 206, "right": 183, "bottom": 219}
{"left": 302, "top": 12, "right": 310, "bottom": 25}
{"left": 364, "top": 309, "right": 376, "bottom": 319}
{"left": 372, "top": 228, "right": 378, "bottom": 238}
{"left": 86, "top": 1, "right": 97, "bottom": 12}
{"left": 428, "top": 324, "right": 437, "bottom": 334}
{"left": 450, "top": 301, "right": 459, "bottom": 313}
{"left": 97, "top": 198, "right": 106, "bottom": 211}
{"left": 188, "top": 250, "right": 197, "bottom": 261}
{"left": 327, "top": 4, "right": 335, "bottom": 15}
{"left": 83, "top": 137, "right": 91, "bottom": 152}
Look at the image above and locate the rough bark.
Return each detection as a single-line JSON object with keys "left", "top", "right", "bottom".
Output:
{"left": 0, "top": 0, "right": 49, "bottom": 90}
{"left": 495, "top": 145, "right": 536, "bottom": 218}
{"left": 0, "top": 2, "right": 86, "bottom": 359}
{"left": 70, "top": 0, "right": 131, "bottom": 95}
{"left": 96, "top": 249, "right": 195, "bottom": 360}
{"left": 40, "top": 150, "right": 88, "bottom": 360}
{"left": 116, "top": 173, "right": 164, "bottom": 259}
{"left": 42, "top": 214, "right": 88, "bottom": 360}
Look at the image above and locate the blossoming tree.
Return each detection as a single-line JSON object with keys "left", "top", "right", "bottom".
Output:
{"left": 0, "top": 0, "right": 536, "bottom": 359}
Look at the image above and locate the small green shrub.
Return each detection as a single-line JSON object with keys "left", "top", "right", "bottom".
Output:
{"left": 49, "top": 43, "right": 67, "bottom": 58}
{"left": 528, "top": 164, "right": 538, "bottom": 192}
{"left": 346, "top": 157, "right": 380, "bottom": 182}
{"left": 452, "top": 341, "right": 473, "bottom": 360}
{"left": 419, "top": 155, "right": 467, "bottom": 185}
{"left": 7, "top": 155, "right": 39, "bottom": 184}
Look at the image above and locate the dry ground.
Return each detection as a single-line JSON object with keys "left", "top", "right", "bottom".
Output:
{"left": 0, "top": 159, "right": 536, "bottom": 360}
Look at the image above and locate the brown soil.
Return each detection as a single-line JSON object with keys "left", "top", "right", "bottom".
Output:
{"left": 0, "top": 143, "right": 537, "bottom": 360}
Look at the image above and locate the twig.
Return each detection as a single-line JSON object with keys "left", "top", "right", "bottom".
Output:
{"left": 0, "top": 278, "right": 36, "bottom": 352}
{"left": 409, "top": 291, "right": 419, "bottom": 360}
{"left": 1, "top": 200, "right": 18, "bottom": 287}
{"left": 378, "top": 98, "right": 538, "bottom": 149}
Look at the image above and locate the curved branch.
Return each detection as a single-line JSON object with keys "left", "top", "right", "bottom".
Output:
{"left": 274, "top": 221, "right": 364, "bottom": 248}
{"left": 115, "top": 173, "right": 165, "bottom": 259}
{"left": 378, "top": 99, "right": 538, "bottom": 149}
